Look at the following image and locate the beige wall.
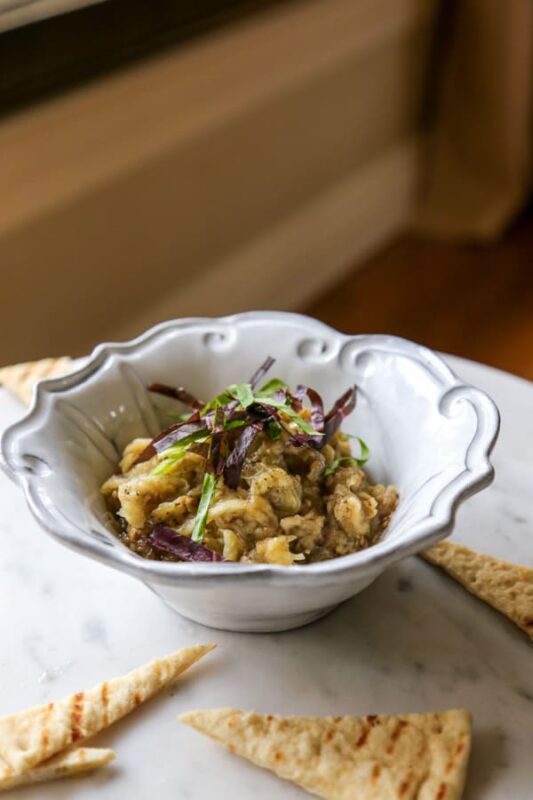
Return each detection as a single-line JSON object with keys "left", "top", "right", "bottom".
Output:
{"left": 0, "top": 0, "right": 438, "bottom": 364}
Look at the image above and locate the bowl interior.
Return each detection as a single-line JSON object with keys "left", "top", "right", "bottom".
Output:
{"left": 2, "top": 315, "right": 492, "bottom": 568}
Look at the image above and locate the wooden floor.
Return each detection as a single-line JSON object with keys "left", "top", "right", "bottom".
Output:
{"left": 305, "top": 207, "right": 533, "bottom": 381}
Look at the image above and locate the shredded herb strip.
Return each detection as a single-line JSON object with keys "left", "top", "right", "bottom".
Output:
{"left": 248, "top": 356, "right": 275, "bottom": 390}
{"left": 354, "top": 436, "right": 370, "bottom": 465}
{"left": 256, "top": 396, "right": 319, "bottom": 436}
{"left": 224, "top": 419, "right": 247, "bottom": 431}
{"left": 209, "top": 404, "right": 226, "bottom": 476}
{"left": 323, "top": 437, "right": 370, "bottom": 476}
{"left": 223, "top": 421, "right": 263, "bottom": 489}
{"left": 134, "top": 410, "right": 206, "bottom": 464}
{"left": 255, "top": 378, "right": 289, "bottom": 397}
{"left": 191, "top": 472, "right": 217, "bottom": 543}
{"left": 150, "top": 524, "right": 223, "bottom": 561}
{"left": 148, "top": 382, "right": 203, "bottom": 410}
{"left": 200, "top": 391, "right": 233, "bottom": 416}
{"left": 323, "top": 386, "right": 357, "bottom": 444}
{"left": 152, "top": 430, "right": 210, "bottom": 475}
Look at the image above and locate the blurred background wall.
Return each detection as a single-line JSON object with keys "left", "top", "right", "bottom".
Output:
{"left": 0, "top": 0, "right": 532, "bottom": 371}
{"left": 0, "top": 0, "right": 439, "bottom": 362}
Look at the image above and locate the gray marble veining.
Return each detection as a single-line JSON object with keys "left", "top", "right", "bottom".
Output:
{"left": 0, "top": 355, "right": 530, "bottom": 799}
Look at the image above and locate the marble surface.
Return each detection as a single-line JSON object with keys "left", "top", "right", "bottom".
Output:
{"left": 0, "top": 355, "right": 531, "bottom": 799}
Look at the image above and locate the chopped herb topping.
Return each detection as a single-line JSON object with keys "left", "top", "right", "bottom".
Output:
{"left": 136, "top": 360, "right": 362, "bottom": 541}
{"left": 138, "top": 358, "right": 360, "bottom": 471}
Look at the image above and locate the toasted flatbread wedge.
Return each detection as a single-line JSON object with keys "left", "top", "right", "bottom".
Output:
{"left": 180, "top": 707, "right": 471, "bottom": 800}
{"left": 0, "top": 747, "right": 115, "bottom": 791}
{"left": 422, "top": 541, "right": 533, "bottom": 641}
{"left": 0, "top": 644, "right": 214, "bottom": 780}
{"left": 0, "top": 356, "right": 72, "bottom": 406}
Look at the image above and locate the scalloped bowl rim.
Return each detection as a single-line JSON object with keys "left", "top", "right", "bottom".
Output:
{"left": 1, "top": 312, "right": 500, "bottom": 587}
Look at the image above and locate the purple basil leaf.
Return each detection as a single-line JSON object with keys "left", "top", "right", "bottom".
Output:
{"left": 148, "top": 383, "right": 203, "bottom": 410}
{"left": 210, "top": 404, "right": 226, "bottom": 476}
{"left": 324, "top": 386, "right": 357, "bottom": 422}
{"left": 301, "top": 386, "right": 324, "bottom": 430}
{"left": 294, "top": 384, "right": 324, "bottom": 447}
{"left": 290, "top": 385, "right": 304, "bottom": 411}
{"left": 149, "top": 525, "right": 224, "bottom": 562}
{"left": 223, "top": 422, "right": 263, "bottom": 489}
{"left": 323, "top": 386, "right": 357, "bottom": 444}
{"left": 248, "top": 356, "right": 275, "bottom": 390}
{"left": 269, "top": 389, "right": 288, "bottom": 404}
{"left": 135, "top": 411, "right": 207, "bottom": 464}
{"left": 203, "top": 408, "right": 219, "bottom": 432}
{"left": 286, "top": 432, "right": 312, "bottom": 447}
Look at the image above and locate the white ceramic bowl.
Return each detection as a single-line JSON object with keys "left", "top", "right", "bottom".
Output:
{"left": 1, "top": 313, "right": 499, "bottom": 632}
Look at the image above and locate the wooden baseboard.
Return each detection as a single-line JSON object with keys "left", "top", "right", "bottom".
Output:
{"left": 114, "top": 137, "right": 422, "bottom": 340}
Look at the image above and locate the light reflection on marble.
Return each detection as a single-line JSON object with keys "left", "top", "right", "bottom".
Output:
{"left": 0, "top": 356, "right": 531, "bottom": 799}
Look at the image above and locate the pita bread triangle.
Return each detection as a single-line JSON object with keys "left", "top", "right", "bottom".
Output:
{"left": 0, "top": 356, "right": 72, "bottom": 406}
{"left": 422, "top": 541, "right": 533, "bottom": 641}
{"left": 0, "top": 644, "right": 214, "bottom": 780}
{"left": 0, "top": 747, "right": 115, "bottom": 791}
{"left": 180, "top": 707, "right": 471, "bottom": 800}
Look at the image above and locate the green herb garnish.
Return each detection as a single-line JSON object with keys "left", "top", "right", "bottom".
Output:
{"left": 223, "top": 419, "right": 247, "bottom": 431}
{"left": 152, "top": 430, "right": 210, "bottom": 475}
{"left": 265, "top": 419, "right": 282, "bottom": 440}
{"left": 228, "top": 383, "right": 255, "bottom": 409}
{"left": 255, "top": 378, "right": 289, "bottom": 398}
{"left": 139, "top": 358, "right": 359, "bottom": 494}
{"left": 258, "top": 395, "right": 319, "bottom": 436}
{"left": 323, "top": 437, "right": 370, "bottom": 476}
{"left": 200, "top": 391, "right": 233, "bottom": 415}
{"left": 191, "top": 471, "right": 217, "bottom": 543}
{"left": 352, "top": 436, "right": 370, "bottom": 465}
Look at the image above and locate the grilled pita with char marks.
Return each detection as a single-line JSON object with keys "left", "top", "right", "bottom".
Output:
{"left": 0, "top": 356, "right": 72, "bottom": 406}
{"left": 422, "top": 541, "right": 533, "bottom": 641}
{"left": 0, "top": 747, "right": 115, "bottom": 791}
{"left": 0, "top": 644, "right": 214, "bottom": 781}
{"left": 180, "top": 707, "right": 471, "bottom": 800}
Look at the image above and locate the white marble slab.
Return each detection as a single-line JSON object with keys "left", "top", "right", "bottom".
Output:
{"left": 0, "top": 355, "right": 531, "bottom": 799}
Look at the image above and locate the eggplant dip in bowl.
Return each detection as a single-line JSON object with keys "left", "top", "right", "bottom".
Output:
{"left": 1, "top": 313, "right": 498, "bottom": 631}
{"left": 101, "top": 358, "right": 398, "bottom": 566}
